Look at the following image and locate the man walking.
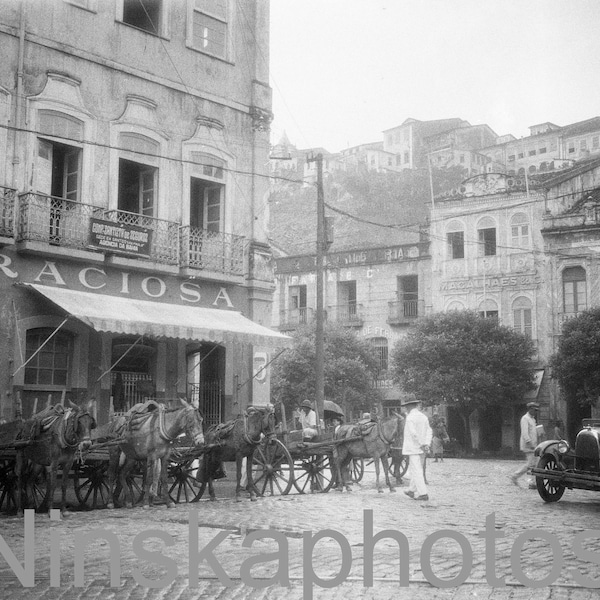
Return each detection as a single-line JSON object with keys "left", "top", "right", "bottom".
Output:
{"left": 402, "top": 395, "right": 432, "bottom": 501}
{"left": 511, "top": 401, "right": 540, "bottom": 489}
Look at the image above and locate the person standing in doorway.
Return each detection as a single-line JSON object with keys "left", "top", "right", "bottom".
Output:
{"left": 402, "top": 396, "right": 432, "bottom": 501}
{"left": 511, "top": 401, "right": 540, "bottom": 489}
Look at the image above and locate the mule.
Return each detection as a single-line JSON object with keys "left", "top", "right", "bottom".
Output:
{"left": 196, "top": 406, "right": 276, "bottom": 502}
{"left": 107, "top": 398, "right": 204, "bottom": 509}
{"left": 15, "top": 400, "right": 96, "bottom": 516}
{"left": 334, "top": 415, "right": 403, "bottom": 493}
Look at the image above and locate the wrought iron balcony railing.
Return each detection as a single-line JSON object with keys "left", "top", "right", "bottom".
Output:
{"left": 330, "top": 303, "right": 363, "bottom": 326}
{"left": 179, "top": 226, "right": 244, "bottom": 276}
{"left": 278, "top": 307, "right": 314, "bottom": 331}
{"left": 17, "top": 192, "right": 104, "bottom": 249}
{"left": 102, "top": 209, "right": 179, "bottom": 265}
{"left": 387, "top": 299, "right": 424, "bottom": 325}
{"left": 0, "top": 187, "right": 16, "bottom": 238}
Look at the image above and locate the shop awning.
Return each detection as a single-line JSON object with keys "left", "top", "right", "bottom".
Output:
{"left": 21, "top": 283, "right": 292, "bottom": 349}
{"left": 524, "top": 369, "right": 545, "bottom": 399}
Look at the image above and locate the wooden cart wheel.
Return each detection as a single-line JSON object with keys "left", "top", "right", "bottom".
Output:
{"left": 0, "top": 458, "right": 18, "bottom": 513}
{"left": 167, "top": 457, "right": 203, "bottom": 503}
{"left": 112, "top": 461, "right": 146, "bottom": 507}
{"left": 350, "top": 458, "right": 364, "bottom": 482}
{"left": 74, "top": 460, "right": 111, "bottom": 509}
{"left": 293, "top": 454, "right": 335, "bottom": 494}
{"left": 251, "top": 438, "right": 294, "bottom": 496}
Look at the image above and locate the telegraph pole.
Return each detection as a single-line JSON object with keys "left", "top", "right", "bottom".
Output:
{"left": 307, "top": 153, "right": 325, "bottom": 431}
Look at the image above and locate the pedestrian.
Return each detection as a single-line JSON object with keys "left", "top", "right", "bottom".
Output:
{"left": 402, "top": 395, "right": 432, "bottom": 501}
{"left": 299, "top": 399, "right": 318, "bottom": 439}
{"left": 511, "top": 401, "right": 540, "bottom": 489}
{"left": 430, "top": 415, "right": 450, "bottom": 462}
{"left": 553, "top": 419, "right": 564, "bottom": 441}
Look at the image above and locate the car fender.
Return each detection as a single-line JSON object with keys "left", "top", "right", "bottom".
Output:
{"left": 534, "top": 439, "right": 561, "bottom": 458}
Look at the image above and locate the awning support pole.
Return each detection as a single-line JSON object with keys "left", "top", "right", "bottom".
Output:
{"left": 96, "top": 335, "right": 145, "bottom": 382}
{"left": 11, "top": 317, "right": 69, "bottom": 377}
{"left": 236, "top": 348, "right": 288, "bottom": 393}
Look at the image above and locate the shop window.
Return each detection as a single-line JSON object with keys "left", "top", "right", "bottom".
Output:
{"left": 513, "top": 297, "right": 533, "bottom": 337}
{"left": 477, "top": 217, "right": 496, "bottom": 256}
{"left": 121, "top": 0, "right": 162, "bottom": 34}
{"left": 563, "top": 266, "right": 587, "bottom": 314}
{"left": 510, "top": 213, "right": 530, "bottom": 247}
{"left": 190, "top": 0, "right": 228, "bottom": 59}
{"left": 24, "top": 328, "right": 72, "bottom": 387}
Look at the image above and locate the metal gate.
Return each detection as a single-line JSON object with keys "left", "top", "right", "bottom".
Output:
{"left": 189, "top": 379, "right": 222, "bottom": 427}
{"left": 111, "top": 372, "right": 153, "bottom": 415}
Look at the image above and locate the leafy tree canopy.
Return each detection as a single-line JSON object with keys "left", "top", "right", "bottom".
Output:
{"left": 271, "top": 323, "right": 383, "bottom": 419}
{"left": 391, "top": 311, "right": 537, "bottom": 426}
{"left": 551, "top": 308, "right": 600, "bottom": 408}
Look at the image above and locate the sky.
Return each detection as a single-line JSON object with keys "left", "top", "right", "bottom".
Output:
{"left": 269, "top": 0, "right": 600, "bottom": 153}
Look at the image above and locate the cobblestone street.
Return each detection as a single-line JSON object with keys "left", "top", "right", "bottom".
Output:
{"left": 1, "top": 457, "right": 599, "bottom": 599}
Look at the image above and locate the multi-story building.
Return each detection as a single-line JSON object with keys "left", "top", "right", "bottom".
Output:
{"left": 480, "top": 117, "right": 600, "bottom": 177}
{"left": 0, "top": 0, "right": 289, "bottom": 426}
{"left": 429, "top": 160, "right": 600, "bottom": 450}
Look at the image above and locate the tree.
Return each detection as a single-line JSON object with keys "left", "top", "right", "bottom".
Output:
{"left": 271, "top": 323, "right": 383, "bottom": 421}
{"left": 551, "top": 308, "right": 600, "bottom": 410}
{"left": 390, "top": 311, "right": 536, "bottom": 451}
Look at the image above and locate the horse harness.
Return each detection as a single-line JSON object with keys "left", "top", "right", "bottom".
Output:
{"left": 242, "top": 407, "right": 274, "bottom": 445}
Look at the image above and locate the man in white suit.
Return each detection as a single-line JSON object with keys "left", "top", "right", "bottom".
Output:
{"left": 402, "top": 395, "right": 433, "bottom": 501}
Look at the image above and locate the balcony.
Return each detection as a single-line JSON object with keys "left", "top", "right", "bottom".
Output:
{"left": 278, "top": 307, "right": 314, "bottom": 331}
{"left": 330, "top": 303, "right": 364, "bottom": 327}
{"left": 0, "top": 187, "right": 16, "bottom": 243}
{"left": 556, "top": 311, "right": 584, "bottom": 332}
{"left": 387, "top": 299, "right": 424, "bottom": 325}
{"left": 180, "top": 226, "right": 244, "bottom": 278}
{"left": 13, "top": 192, "right": 245, "bottom": 278}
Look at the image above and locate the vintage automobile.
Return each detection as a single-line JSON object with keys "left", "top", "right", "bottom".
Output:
{"left": 532, "top": 419, "right": 600, "bottom": 502}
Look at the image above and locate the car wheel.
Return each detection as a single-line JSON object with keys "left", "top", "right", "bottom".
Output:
{"left": 535, "top": 454, "right": 566, "bottom": 502}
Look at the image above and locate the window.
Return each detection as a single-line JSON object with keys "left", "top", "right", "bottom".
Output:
{"left": 36, "top": 139, "right": 81, "bottom": 201}
{"left": 395, "top": 155, "right": 401, "bottom": 166}
{"left": 403, "top": 151, "right": 409, "bottom": 163}
{"left": 118, "top": 159, "right": 157, "bottom": 217}
{"left": 24, "top": 328, "right": 72, "bottom": 387}
{"left": 477, "top": 218, "right": 496, "bottom": 256}
{"left": 479, "top": 299, "right": 498, "bottom": 320}
{"left": 568, "top": 143, "right": 575, "bottom": 154}
{"left": 563, "top": 266, "right": 586, "bottom": 313}
{"left": 289, "top": 285, "right": 307, "bottom": 323}
{"left": 122, "top": 0, "right": 162, "bottom": 34}
{"left": 191, "top": 0, "right": 228, "bottom": 59}
{"left": 338, "top": 280, "right": 357, "bottom": 319}
{"left": 447, "top": 230, "right": 464, "bottom": 259}
{"left": 528, "top": 149, "right": 536, "bottom": 156}
{"left": 190, "top": 177, "right": 222, "bottom": 232}
{"left": 511, "top": 213, "right": 530, "bottom": 247}
{"left": 593, "top": 136, "right": 599, "bottom": 149}
{"left": 518, "top": 153, "right": 524, "bottom": 159}
{"left": 369, "top": 338, "right": 388, "bottom": 373}
{"left": 513, "top": 297, "right": 533, "bottom": 337}
{"left": 581, "top": 139, "right": 588, "bottom": 151}
{"left": 508, "top": 155, "right": 515, "bottom": 162}
{"left": 398, "top": 275, "right": 419, "bottom": 317}
{"left": 539, "top": 147, "right": 547, "bottom": 154}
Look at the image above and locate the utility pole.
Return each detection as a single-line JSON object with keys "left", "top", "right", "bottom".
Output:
{"left": 306, "top": 153, "right": 325, "bottom": 432}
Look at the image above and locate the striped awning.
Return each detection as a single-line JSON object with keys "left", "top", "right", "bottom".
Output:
{"left": 21, "top": 283, "right": 292, "bottom": 349}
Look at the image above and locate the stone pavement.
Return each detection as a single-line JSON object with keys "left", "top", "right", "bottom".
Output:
{"left": 1, "top": 458, "right": 599, "bottom": 599}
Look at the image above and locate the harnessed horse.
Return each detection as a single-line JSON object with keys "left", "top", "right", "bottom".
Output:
{"left": 196, "top": 406, "right": 276, "bottom": 502}
{"left": 107, "top": 398, "right": 204, "bottom": 509}
{"left": 15, "top": 400, "right": 96, "bottom": 516}
{"left": 334, "top": 414, "right": 403, "bottom": 493}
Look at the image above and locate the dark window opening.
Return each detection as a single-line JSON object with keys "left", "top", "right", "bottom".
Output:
{"left": 123, "top": 0, "right": 161, "bottom": 34}
{"left": 478, "top": 227, "right": 496, "bottom": 256}
{"left": 447, "top": 231, "right": 464, "bottom": 259}
{"left": 190, "top": 177, "right": 222, "bottom": 233}
{"left": 118, "top": 158, "right": 156, "bottom": 217}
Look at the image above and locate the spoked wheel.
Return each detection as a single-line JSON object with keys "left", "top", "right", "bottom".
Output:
{"left": 112, "top": 462, "right": 146, "bottom": 507}
{"left": 293, "top": 454, "right": 335, "bottom": 494}
{"left": 535, "top": 455, "right": 566, "bottom": 502}
{"left": 0, "top": 458, "right": 18, "bottom": 513}
{"left": 167, "top": 458, "right": 203, "bottom": 503}
{"left": 251, "top": 438, "right": 294, "bottom": 496}
{"left": 349, "top": 458, "right": 364, "bottom": 483}
{"left": 24, "top": 463, "right": 48, "bottom": 511}
{"left": 393, "top": 455, "right": 409, "bottom": 480}
{"left": 74, "top": 460, "right": 111, "bottom": 509}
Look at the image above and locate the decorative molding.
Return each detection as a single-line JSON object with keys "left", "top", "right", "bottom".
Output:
{"left": 250, "top": 106, "right": 273, "bottom": 133}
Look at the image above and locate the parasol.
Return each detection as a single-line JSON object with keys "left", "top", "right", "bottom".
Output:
{"left": 323, "top": 400, "right": 344, "bottom": 419}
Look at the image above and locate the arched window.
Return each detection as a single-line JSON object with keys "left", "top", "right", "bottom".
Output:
{"left": 477, "top": 216, "right": 496, "bottom": 256}
{"left": 513, "top": 296, "right": 533, "bottom": 337}
{"left": 446, "top": 301, "right": 465, "bottom": 312}
{"left": 479, "top": 299, "right": 498, "bottom": 320}
{"left": 369, "top": 337, "right": 388, "bottom": 374}
{"left": 563, "top": 267, "right": 587, "bottom": 314}
{"left": 510, "top": 213, "right": 530, "bottom": 248}
{"left": 24, "top": 328, "right": 73, "bottom": 386}
{"left": 446, "top": 220, "right": 465, "bottom": 259}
